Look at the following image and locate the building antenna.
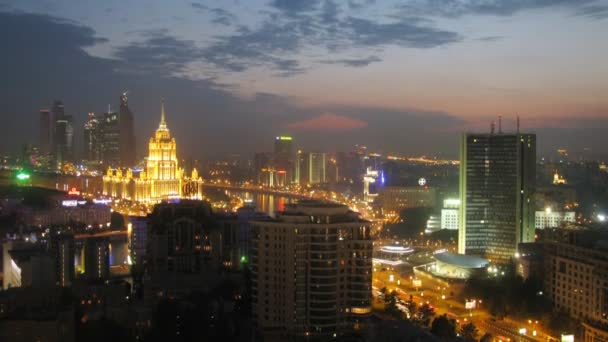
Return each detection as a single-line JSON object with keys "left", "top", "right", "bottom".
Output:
{"left": 490, "top": 121, "right": 495, "bottom": 134}
{"left": 108, "top": 104, "right": 111, "bottom": 114}
{"left": 516, "top": 115, "right": 520, "bottom": 133}
{"left": 498, "top": 115, "right": 502, "bottom": 134}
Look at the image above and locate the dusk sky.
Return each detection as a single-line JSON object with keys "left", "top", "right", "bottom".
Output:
{"left": 1, "top": 0, "right": 608, "bottom": 159}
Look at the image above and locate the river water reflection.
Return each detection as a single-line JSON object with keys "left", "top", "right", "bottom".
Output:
{"left": 224, "top": 190, "right": 296, "bottom": 217}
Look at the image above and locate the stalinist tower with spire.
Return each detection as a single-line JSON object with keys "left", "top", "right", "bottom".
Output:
{"left": 103, "top": 99, "right": 202, "bottom": 203}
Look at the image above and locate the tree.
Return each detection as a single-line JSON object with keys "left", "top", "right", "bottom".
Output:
{"left": 384, "top": 290, "right": 401, "bottom": 318}
{"left": 430, "top": 314, "right": 456, "bottom": 340}
{"left": 459, "top": 322, "right": 479, "bottom": 342}
{"left": 414, "top": 303, "right": 436, "bottom": 327}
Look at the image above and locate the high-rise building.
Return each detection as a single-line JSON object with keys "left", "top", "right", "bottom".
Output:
{"left": 274, "top": 136, "right": 293, "bottom": 185}
{"left": 254, "top": 152, "right": 272, "bottom": 186}
{"left": 39, "top": 108, "right": 53, "bottom": 155}
{"left": 49, "top": 232, "right": 75, "bottom": 287}
{"left": 458, "top": 132, "right": 536, "bottom": 264}
{"left": 308, "top": 152, "right": 326, "bottom": 184}
{"left": 83, "top": 237, "right": 110, "bottom": 281}
{"left": 99, "top": 108, "right": 121, "bottom": 167}
{"left": 102, "top": 99, "right": 202, "bottom": 202}
{"left": 52, "top": 101, "right": 74, "bottom": 168}
{"left": 294, "top": 150, "right": 307, "bottom": 185}
{"left": 250, "top": 201, "right": 372, "bottom": 339}
{"left": 118, "top": 92, "right": 136, "bottom": 167}
{"left": 145, "top": 200, "right": 222, "bottom": 298}
{"left": 83, "top": 112, "right": 101, "bottom": 165}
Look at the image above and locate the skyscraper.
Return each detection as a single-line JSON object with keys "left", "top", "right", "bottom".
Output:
{"left": 83, "top": 112, "right": 101, "bottom": 164}
{"left": 52, "top": 101, "right": 74, "bottom": 168}
{"left": 83, "top": 237, "right": 110, "bottom": 281}
{"left": 99, "top": 108, "right": 120, "bottom": 166}
{"left": 273, "top": 136, "right": 293, "bottom": 185}
{"left": 39, "top": 108, "right": 53, "bottom": 155}
{"left": 118, "top": 92, "right": 136, "bottom": 166}
{"left": 308, "top": 152, "right": 326, "bottom": 184}
{"left": 458, "top": 132, "right": 536, "bottom": 264}
{"left": 49, "top": 232, "right": 75, "bottom": 287}
{"left": 250, "top": 201, "right": 372, "bottom": 339}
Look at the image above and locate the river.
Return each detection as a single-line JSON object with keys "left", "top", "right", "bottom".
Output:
{"left": 223, "top": 190, "right": 297, "bottom": 217}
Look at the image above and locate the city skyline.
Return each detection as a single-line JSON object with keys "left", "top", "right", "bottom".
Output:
{"left": 1, "top": 1, "right": 608, "bottom": 159}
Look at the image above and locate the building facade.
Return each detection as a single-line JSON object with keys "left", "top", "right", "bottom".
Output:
{"left": 541, "top": 229, "right": 608, "bottom": 340}
{"left": 441, "top": 199, "right": 460, "bottom": 231}
{"left": 308, "top": 152, "right": 326, "bottom": 184}
{"left": 379, "top": 186, "right": 436, "bottom": 213}
{"left": 83, "top": 237, "right": 110, "bottom": 281}
{"left": 250, "top": 201, "right": 372, "bottom": 339}
{"left": 39, "top": 108, "right": 53, "bottom": 155}
{"left": 535, "top": 209, "right": 575, "bottom": 230}
{"left": 52, "top": 101, "right": 74, "bottom": 168}
{"left": 118, "top": 92, "right": 136, "bottom": 167}
{"left": 103, "top": 100, "right": 202, "bottom": 203}
{"left": 459, "top": 133, "right": 536, "bottom": 264}
{"left": 83, "top": 112, "right": 101, "bottom": 165}
{"left": 273, "top": 136, "right": 293, "bottom": 186}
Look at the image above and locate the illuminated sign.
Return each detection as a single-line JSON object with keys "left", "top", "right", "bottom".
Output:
{"left": 62, "top": 200, "right": 87, "bottom": 207}
{"left": 276, "top": 136, "right": 292, "bottom": 141}
{"left": 418, "top": 178, "right": 427, "bottom": 186}
{"left": 561, "top": 335, "right": 574, "bottom": 342}
{"left": 68, "top": 187, "right": 80, "bottom": 196}
{"left": 93, "top": 198, "right": 112, "bottom": 204}
{"left": 351, "top": 307, "right": 372, "bottom": 315}
{"left": 465, "top": 300, "right": 477, "bottom": 309}
{"left": 16, "top": 172, "right": 30, "bottom": 180}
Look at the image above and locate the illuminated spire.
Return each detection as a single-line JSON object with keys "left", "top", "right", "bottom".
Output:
{"left": 159, "top": 98, "right": 168, "bottom": 130}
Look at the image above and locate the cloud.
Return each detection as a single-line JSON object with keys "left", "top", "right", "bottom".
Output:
{"left": 477, "top": 35, "right": 503, "bottom": 42}
{"left": 209, "top": 8, "right": 237, "bottom": 26}
{"left": 574, "top": 4, "right": 608, "bottom": 20}
{"left": 114, "top": 31, "right": 203, "bottom": 75}
{"left": 269, "top": 0, "right": 321, "bottom": 16}
{"left": 190, "top": 3, "right": 237, "bottom": 26}
{"left": 397, "top": 0, "right": 599, "bottom": 18}
{"left": 196, "top": 4, "right": 460, "bottom": 75}
{"left": 321, "top": 55, "right": 381, "bottom": 67}
{"left": 287, "top": 113, "right": 368, "bottom": 131}
{"left": 343, "top": 17, "right": 462, "bottom": 48}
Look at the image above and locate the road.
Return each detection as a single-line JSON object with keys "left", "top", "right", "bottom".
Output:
{"left": 372, "top": 267, "right": 557, "bottom": 341}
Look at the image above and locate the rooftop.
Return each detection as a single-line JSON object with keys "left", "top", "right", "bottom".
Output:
{"left": 434, "top": 252, "right": 489, "bottom": 269}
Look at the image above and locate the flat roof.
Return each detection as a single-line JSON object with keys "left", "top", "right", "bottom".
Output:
{"left": 434, "top": 252, "right": 489, "bottom": 269}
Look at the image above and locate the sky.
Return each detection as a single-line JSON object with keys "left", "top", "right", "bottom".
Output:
{"left": 1, "top": 0, "right": 608, "bottom": 160}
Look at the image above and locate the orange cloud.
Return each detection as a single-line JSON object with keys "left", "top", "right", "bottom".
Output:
{"left": 286, "top": 113, "right": 367, "bottom": 131}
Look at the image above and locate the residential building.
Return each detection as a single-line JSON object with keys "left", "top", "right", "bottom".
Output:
{"left": 250, "top": 200, "right": 372, "bottom": 339}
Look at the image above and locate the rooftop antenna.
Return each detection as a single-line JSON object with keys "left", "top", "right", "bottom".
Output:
{"left": 516, "top": 115, "right": 520, "bottom": 133}
{"left": 108, "top": 104, "right": 111, "bottom": 114}
{"left": 498, "top": 115, "right": 503, "bottom": 134}
{"left": 490, "top": 121, "right": 495, "bottom": 134}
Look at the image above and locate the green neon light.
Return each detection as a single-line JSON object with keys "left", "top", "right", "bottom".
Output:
{"left": 16, "top": 172, "right": 30, "bottom": 180}
{"left": 240, "top": 255, "right": 248, "bottom": 263}
{"left": 278, "top": 136, "right": 292, "bottom": 141}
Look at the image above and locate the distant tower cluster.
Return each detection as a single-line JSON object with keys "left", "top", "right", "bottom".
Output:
{"left": 102, "top": 99, "right": 202, "bottom": 203}
{"left": 82, "top": 93, "right": 137, "bottom": 168}
{"left": 39, "top": 100, "right": 74, "bottom": 169}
